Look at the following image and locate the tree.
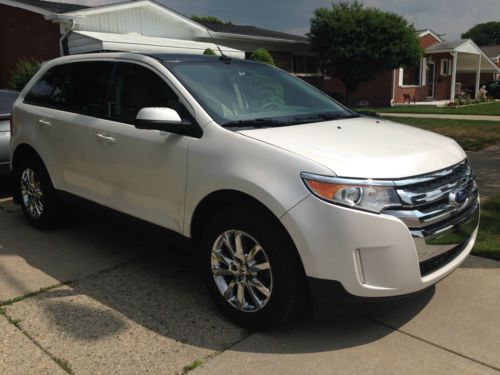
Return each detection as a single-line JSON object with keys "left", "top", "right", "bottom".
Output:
{"left": 462, "top": 22, "right": 500, "bottom": 46}
{"left": 308, "top": 1, "right": 421, "bottom": 105}
{"left": 249, "top": 48, "right": 275, "bottom": 66}
{"left": 203, "top": 48, "right": 217, "bottom": 56}
{"left": 191, "top": 15, "right": 231, "bottom": 25}
{"left": 9, "top": 58, "right": 41, "bottom": 91}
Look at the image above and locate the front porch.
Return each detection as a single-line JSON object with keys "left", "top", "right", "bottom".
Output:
{"left": 394, "top": 39, "right": 500, "bottom": 105}
{"left": 426, "top": 39, "right": 499, "bottom": 101}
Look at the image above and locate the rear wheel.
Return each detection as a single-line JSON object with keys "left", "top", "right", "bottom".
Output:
{"left": 201, "top": 206, "right": 307, "bottom": 330}
{"left": 15, "top": 157, "right": 61, "bottom": 229}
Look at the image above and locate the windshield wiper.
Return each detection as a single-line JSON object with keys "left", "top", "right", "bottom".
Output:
{"left": 295, "top": 112, "right": 360, "bottom": 123}
{"left": 223, "top": 118, "right": 286, "bottom": 129}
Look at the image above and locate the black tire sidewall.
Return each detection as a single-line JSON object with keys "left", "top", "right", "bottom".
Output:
{"left": 201, "top": 206, "right": 306, "bottom": 330}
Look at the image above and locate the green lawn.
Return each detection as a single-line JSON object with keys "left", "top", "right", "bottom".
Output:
{"left": 355, "top": 101, "right": 500, "bottom": 116}
{"left": 472, "top": 194, "right": 500, "bottom": 261}
{"left": 380, "top": 116, "right": 500, "bottom": 151}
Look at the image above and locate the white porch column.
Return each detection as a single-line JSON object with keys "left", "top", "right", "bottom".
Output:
{"left": 475, "top": 54, "right": 481, "bottom": 99}
{"left": 450, "top": 51, "right": 458, "bottom": 101}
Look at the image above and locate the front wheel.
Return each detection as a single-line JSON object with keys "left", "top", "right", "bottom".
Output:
{"left": 201, "top": 206, "right": 308, "bottom": 330}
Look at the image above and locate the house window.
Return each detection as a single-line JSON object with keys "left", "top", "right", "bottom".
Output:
{"left": 440, "top": 59, "right": 452, "bottom": 76}
{"left": 400, "top": 60, "right": 422, "bottom": 86}
{"left": 293, "top": 55, "right": 320, "bottom": 76}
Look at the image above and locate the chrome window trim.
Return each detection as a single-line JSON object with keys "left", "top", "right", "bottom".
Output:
{"left": 300, "top": 172, "right": 396, "bottom": 187}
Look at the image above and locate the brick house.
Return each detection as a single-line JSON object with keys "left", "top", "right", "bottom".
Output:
{"left": 320, "top": 30, "right": 500, "bottom": 106}
{"left": 0, "top": 0, "right": 313, "bottom": 88}
{"left": 0, "top": 0, "right": 87, "bottom": 88}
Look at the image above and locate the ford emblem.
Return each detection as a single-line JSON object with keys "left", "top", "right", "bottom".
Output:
{"left": 449, "top": 188, "right": 468, "bottom": 207}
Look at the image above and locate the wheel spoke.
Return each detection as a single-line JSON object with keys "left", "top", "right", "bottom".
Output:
{"left": 236, "top": 282, "right": 245, "bottom": 308}
{"left": 223, "top": 280, "right": 236, "bottom": 300}
{"left": 212, "top": 267, "right": 234, "bottom": 276}
{"left": 246, "top": 282, "right": 263, "bottom": 309}
{"left": 249, "top": 261, "right": 270, "bottom": 273}
{"left": 213, "top": 250, "right": 232, "bottom": 267}
{"left": 234, "top": 231, "right": 245, "bottom": 262}
{"left": 222, "top": 232, "right": 236, "bottom": 259}
{"left": 249, "top": 278, "right": 271, "bottom": 298}
{"left": 246, "top": 244, "right": 263, "bottom": 263}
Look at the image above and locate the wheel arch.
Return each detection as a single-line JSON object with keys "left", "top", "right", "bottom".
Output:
{"left": 189, "top": 189, "right": 305, "bottom": 273}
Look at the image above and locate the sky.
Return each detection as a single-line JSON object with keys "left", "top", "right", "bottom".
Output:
{"left": 49, "top": 0, "right": 500, "bottom": 41}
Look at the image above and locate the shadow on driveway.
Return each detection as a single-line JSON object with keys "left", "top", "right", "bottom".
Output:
{"left": 0, "top": 200, "right": 434, "bottom": 354}
{"left": 0, "top": 176, "right": 12, "bottom": 199}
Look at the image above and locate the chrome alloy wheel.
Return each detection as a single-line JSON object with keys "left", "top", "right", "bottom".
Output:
{"left": 20, "top": 168, "right": 44, "bottom": 219}
{"left": 211, "top": 230, "right": 273, "bottom": 312}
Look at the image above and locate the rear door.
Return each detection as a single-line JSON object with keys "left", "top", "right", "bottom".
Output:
{"left": 89, "top": 61, "right": 192, "bottom": 232}
{"left": 27, "top": 61, "right": 112, "bottom": 198}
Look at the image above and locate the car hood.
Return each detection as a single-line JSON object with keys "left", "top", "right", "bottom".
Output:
{"left": 238, "top": 117, "right": 466, "bottom": 179}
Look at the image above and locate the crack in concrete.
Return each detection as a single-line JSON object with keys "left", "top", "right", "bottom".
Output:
{"left": 363, "top": 315, "right": 500, "bottom": 373}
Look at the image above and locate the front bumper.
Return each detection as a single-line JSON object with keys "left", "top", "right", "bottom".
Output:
{"left": 281, "top": 194, "right": 478, "bottom": 299}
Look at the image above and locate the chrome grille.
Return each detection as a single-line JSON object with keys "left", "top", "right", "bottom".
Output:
{"left": 384, "top": 159, "right": 479, "bottom": 275}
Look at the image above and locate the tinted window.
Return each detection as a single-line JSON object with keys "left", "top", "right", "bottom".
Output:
{"left": 52, "top": 61, "right": 112, "bottom": 117}
{"left": 0, "top": 91, "right": 18, "bottom": 114}
{"left": 24, "top": 65, "right": 66, "bottom": 106}
{"left": 110, "top": 63, "right": 179, "bottom": 124}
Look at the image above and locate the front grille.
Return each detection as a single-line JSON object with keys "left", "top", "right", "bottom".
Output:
{"left": 384, "top": 159, "right": 479, "bottom": 276}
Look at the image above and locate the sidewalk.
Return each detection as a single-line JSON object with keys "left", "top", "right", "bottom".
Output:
{"left": 379, "top": 113, "right": 500, "bottom": 122}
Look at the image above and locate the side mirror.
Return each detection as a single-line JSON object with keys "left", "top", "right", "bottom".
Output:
{"left": 135, "top": 107, "right": 193, "bottom": 135}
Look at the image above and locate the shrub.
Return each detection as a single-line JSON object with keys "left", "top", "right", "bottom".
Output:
{"left": 249, "top": 48, "right": 275, "bottom": 66}
{"left": 8, "top": 58, "right": 41, "bottom": 91}
{"left": 203, "top": 48, "right": 216, "bottom": 56}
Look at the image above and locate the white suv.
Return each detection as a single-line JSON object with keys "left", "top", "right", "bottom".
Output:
{"left": 10, "top": 53, "right": 479, "bottom": 329}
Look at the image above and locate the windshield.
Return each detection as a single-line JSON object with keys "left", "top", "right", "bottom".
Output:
{"left": 168, "top": 59, "right": 357, "bottom": 128}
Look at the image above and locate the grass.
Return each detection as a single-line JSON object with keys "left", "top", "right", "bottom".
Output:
{"left": 182, "top": 359, "right": 203, "bottom": 374}
{"left": 380, "top": 116, "right": 500, "bottom": 151}
{"left": 472, "top": 194, "right": 500, "bottom": 261}
{"left": 355, "top": 101, "right": 500, "bottom": 116}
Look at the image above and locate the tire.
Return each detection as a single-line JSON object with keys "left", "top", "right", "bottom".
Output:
{"left": 14, "top": 156, "right": 61, "bottom": 229}
{"left": 200, "top": 206, "right": 308, "bottom": 330}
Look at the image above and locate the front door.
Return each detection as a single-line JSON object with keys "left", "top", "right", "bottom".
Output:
{"left": 90, "top": 62, "right": 191, "bottom": 232}
{"left": 427, "top": 62, "right": 436, "bottom": 99}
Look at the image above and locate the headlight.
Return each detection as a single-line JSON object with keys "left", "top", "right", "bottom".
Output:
{"left": 301, "top": 172, "right": 402, "bottom": 213}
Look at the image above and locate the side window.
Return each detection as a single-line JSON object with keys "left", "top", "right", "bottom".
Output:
{"left": 52, "top": 61, "right": 112, "bottom": 117}
{"left": 110, "top": 63, "right": 179, "bottom": 124}
{"left": 24, "top": 65, "right": 67, "bottom": 106}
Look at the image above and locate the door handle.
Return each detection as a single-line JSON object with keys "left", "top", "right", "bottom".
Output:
{"left": 37, "top": 119, "right": 52, "bottom": 129}
{"left": 96, "top": 133, "right": 116, "bottom": 145}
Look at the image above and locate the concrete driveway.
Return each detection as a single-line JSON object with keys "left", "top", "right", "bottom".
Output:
{"left": 0, "top": 157, "right": 499, "bottom": 374}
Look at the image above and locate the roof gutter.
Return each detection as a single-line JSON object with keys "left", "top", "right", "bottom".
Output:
{"left": 45, "top": 14, "right": 86, "bottom": 56}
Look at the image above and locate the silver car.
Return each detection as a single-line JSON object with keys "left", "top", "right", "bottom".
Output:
{"left": 0, "top": 90, "right": 18, "bottom": 175}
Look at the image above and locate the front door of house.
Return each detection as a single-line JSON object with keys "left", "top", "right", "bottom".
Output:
{"left": 427, "top": 62, "right": 436, "bottom": 98}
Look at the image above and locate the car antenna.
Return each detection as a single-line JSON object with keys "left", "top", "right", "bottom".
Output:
{"left": 206, "top": 27, "right": 231, "bottom": 62}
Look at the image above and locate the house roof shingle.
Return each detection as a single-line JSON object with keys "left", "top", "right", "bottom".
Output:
{"left": 425, "top": 39, "right": 467, "bottom": 52}
{"left": 12, "top": 0, "right": 88, "bottom": 13}
{"left": 199, "top": 21, "right": 308, "bottom": 43}
{"left": 480, "top": 45, "right": 500, "bottom": 58}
